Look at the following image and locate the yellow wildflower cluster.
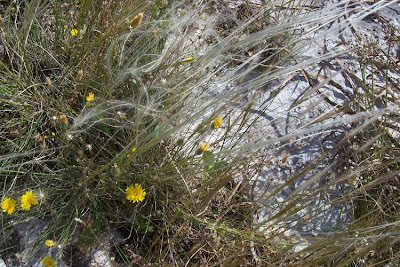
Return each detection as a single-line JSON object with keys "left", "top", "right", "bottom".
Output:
{"left": 1, "top": 190, "right": 39, "bottom": 215}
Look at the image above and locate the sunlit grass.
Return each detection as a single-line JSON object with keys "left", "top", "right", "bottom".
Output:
{"left": 0, "top": 0, "right": 399, "bottom": 265}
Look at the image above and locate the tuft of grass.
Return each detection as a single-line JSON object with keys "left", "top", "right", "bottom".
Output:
{"left": 1, "top": 0, "right": 399, "bottom": 265}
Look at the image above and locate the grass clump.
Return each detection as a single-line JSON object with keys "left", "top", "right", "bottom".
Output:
{"left": 1, "top": 0, "right": 399, "bottom": 266}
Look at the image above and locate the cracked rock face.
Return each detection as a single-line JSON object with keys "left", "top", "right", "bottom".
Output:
{"left": 250, "top": 0, "right": 399, "bottom": 248}
{"left": 179, "top": 0, "right": 399, "bottom": 249}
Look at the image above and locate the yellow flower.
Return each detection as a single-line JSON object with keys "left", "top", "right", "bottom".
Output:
{"left": 70, "top": 28, "right": 79, "bottom": 36}
{"left": 42, "top": 256, "right": 57, "bottom": 267}
{"left": 45, "top": 239, "right": 55, "bottom": 247}
{"left": 213, "top": 116, "right": 222, "bottom": 128}
{"left": 186, "top": 55, "right": 194, "bottom": 61}
{"left": 21, "top": 190, "right": 39, "bottom": 211}
{"left": 1, "top": 197, "right": 16, "bottom": 215}
{"left": 125, "top": 184, "right": 146, "bottom": 203}
{"left": 86, "top": 92, "right": 95, "bottom": 102}
{"left": 199, "top": 142, "right": 209, "bottom": 152}
{"left": 131, "top": 147, "right": 136, "bottom": 152}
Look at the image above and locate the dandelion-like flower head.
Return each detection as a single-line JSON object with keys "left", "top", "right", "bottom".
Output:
{"left": 42, "top": 256, "right": 57, "bottom": 267}
{"left": 1, "top": 197, "right": 16, "bottom": 215}
{"left": 125, "top": 183, "right": 146, "bottom": 203}
{"left": 45, "top": 239, "right": 55, "bottom": 247}
{"left": 21, "top": 190, "right": 39, "bottom": 211}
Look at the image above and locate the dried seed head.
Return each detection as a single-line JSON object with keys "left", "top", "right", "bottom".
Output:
{"left": 282, "top": 153, "right": 290, "bottom": 164}
{"left": 45, "top": 77, "right": 52, "bottom": 86}
{"left": 129, "top": 13, "right": 144, "bottom": 29}
{"left": 59, "top": 114, "right": 68, "bottom": 127}
{"left": 111, "top": 163, "right": 121, "bottom": 177}
{"left": 76, "top": 69, "right": 84, "bottom": 81}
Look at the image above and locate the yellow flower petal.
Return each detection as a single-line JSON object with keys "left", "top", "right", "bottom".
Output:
{"left": 199, "top": 142, "right": 209, "bottom": 152}
{"left": 70, "top": 28, "right": 79, "bottom": 36}
{"left": 21, "top": 190, "right": 39, "bottom": 211}
{"left": 45, "top": 239, "right": 55, "bottom": 247}
{"left": 1, "top": 197, "right": 16, "bottom": 215}
{"left": 213, "top": 116, "right": 222, "bottom": 128}
{"left": 42, "top": 256, "right": 57, "bottom": 267}
{"left": 125, "top": 184, "right": 146, "bottom": 203}
{"left": 86, "top": 92, "right": 95, "bottom": 102}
